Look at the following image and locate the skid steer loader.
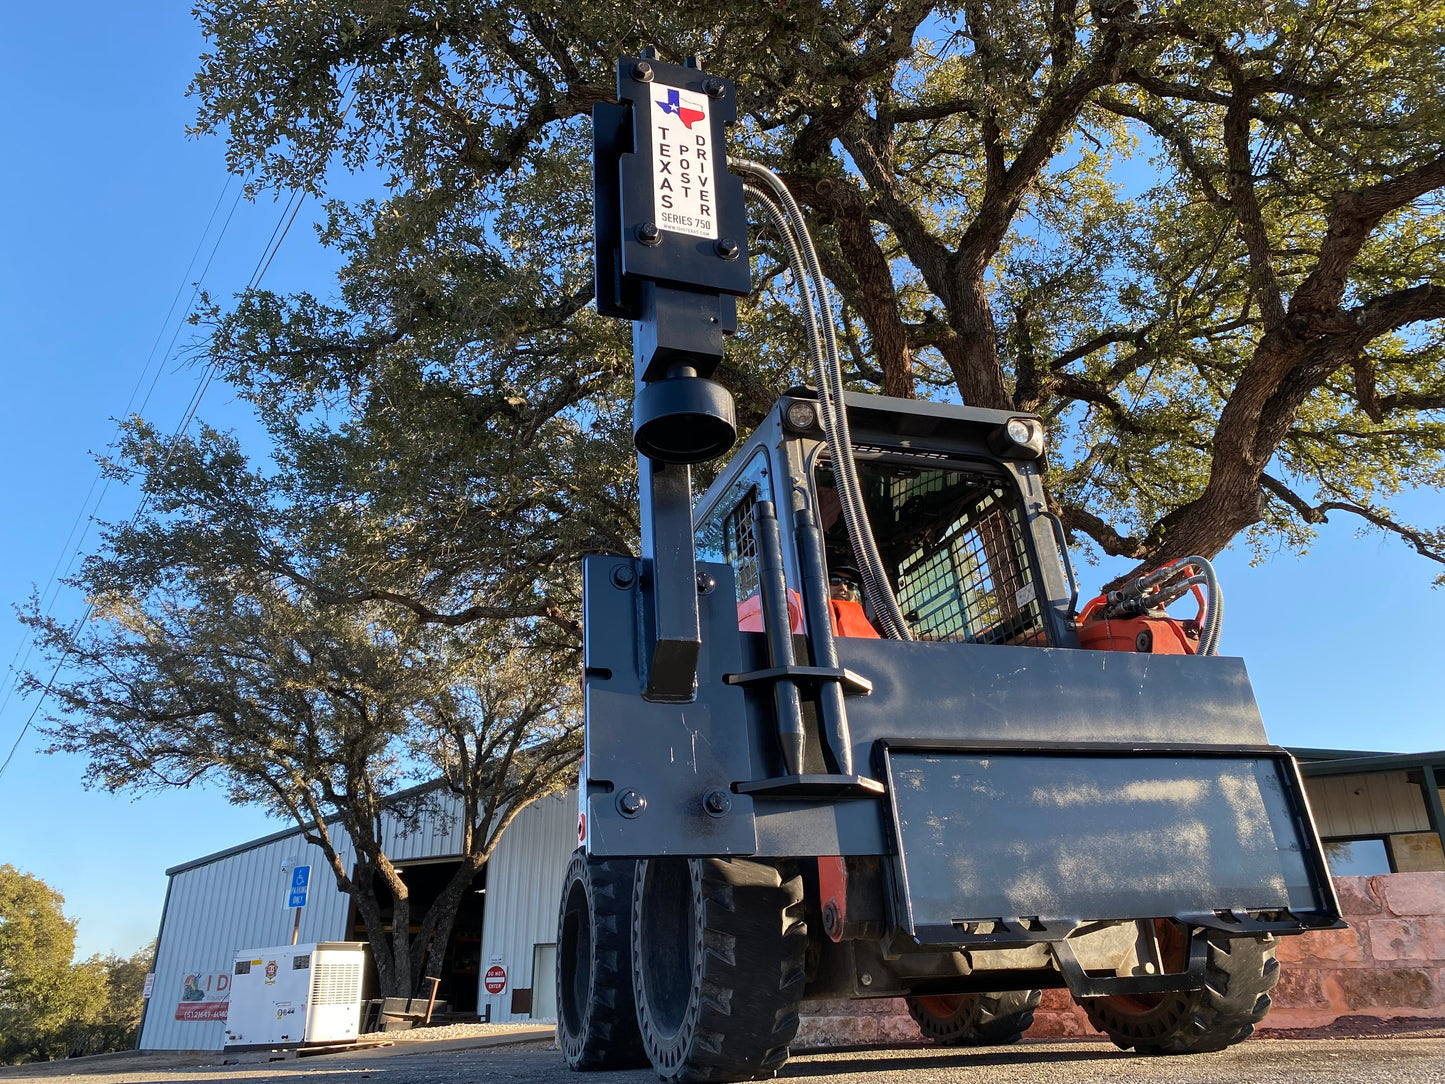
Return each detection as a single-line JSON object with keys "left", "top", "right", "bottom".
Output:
{"left": 556, "top": 53, "right": 1342, "bottom": 1082}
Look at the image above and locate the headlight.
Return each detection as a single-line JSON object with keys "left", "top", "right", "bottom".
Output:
{"left": 989, "top": 417, "right": 1045, "bottom": 459}
{"left": 783, "top": 399, "right": 820, "bottom": 433}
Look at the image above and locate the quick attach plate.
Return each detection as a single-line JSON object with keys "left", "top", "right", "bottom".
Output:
{"left": 583, "top": 554, "right": 758, "bottom": 856}
{"left": 878, "top": 740, "right": 1341, "bottom": 946}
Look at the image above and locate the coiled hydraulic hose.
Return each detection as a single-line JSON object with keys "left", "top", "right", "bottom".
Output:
{"left": 1105, "top": 556, "right": 1223, "bottom": 656}
{"left": 733, "top": 159, "right": 912, "bottom": 640}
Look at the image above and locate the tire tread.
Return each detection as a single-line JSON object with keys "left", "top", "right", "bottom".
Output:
{"left": 1081, "top": 932, "right": 1279, "bottom": 1055}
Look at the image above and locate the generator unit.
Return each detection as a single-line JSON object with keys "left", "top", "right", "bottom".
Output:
{"left": 222, "top": 941, "right": 366, "bottom": 1049}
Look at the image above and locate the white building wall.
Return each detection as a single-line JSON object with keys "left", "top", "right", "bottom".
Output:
{"left": 477, "top": 790, "right": 579, "bottom": 1023}
{"left": 1306, "top": 771, "right": 1431, "bottom": 837}
{"left": 379, "top": 795, "right": 469, "bottom": 861}
{"left": 138, "top": 828, "right": 354, "bottom": 1051}
{"left": 138, "top": 788, "right": 579, "bottom": 1048}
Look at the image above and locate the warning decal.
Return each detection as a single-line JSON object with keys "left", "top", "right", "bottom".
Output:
{"left": 649, "top": 83, "right": 718, "bottom": 239}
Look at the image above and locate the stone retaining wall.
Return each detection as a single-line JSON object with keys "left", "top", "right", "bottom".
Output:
{"left": 795, "top": 871, "right": 1445, "bottom": 1047}
{"left": 1267, "top": 871, "right": 1445, "bottom": 1028}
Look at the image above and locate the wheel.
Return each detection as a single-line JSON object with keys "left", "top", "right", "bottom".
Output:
{"left": 556, "top": 849, "right": 648, "bottom": 1071}
{"left": 905, "top": 989, "right": 1041, "bottom": 1045}
{"left": 1080, "top": 925, "right": 1279, "bottom": 1054}
{"left": 631, "top": 857, "right": 807, "bottom": 1082}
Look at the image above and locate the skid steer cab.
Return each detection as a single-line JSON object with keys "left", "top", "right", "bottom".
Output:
{"left": 557, "top": 53, "right": 1342, "bottom": 1084}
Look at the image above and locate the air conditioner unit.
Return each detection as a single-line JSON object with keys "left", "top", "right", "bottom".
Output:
{"left": 223, "top": 942, "right": 366, "bottom": 1048}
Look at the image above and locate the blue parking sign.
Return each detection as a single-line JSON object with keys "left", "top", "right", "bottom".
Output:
{"left": 288, "top": 864, "right": 310, "bottom": 908}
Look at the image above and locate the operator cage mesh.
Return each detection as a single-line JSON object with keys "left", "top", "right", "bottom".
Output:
{"left": 818, "top": 458, "right": 1048, "bottom": 645}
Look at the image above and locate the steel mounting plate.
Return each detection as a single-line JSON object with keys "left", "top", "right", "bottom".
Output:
{"left": 879, "top": 741, "right": 1340, "bottom": 945}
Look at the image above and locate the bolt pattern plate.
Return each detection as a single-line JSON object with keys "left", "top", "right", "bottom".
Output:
{"left": 583, "top": 555, "right": 759, "bottom": 856}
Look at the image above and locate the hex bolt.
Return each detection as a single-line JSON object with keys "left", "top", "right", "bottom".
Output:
{"left": 611, "top": 564, "right": 636, "bottom": 589}
{"left": 632, "top": 61, "right": 654, "bottom": 82}
{"left": 859, "top": 972, "right": 873, "bottom": 987}
{"left": 703, "top": 77, "right": 726, "bottom": 98}
{"left": 696, "top": 572, "right": 716, "bottom": 595}
{"left": 617, "top": 789, "right": 647, "bottom": 817}
{"left": 715, "top": 237, "right": 740, "bottom": 260}
{"left": 703, "top": 788, "right": 730, "bottom": 817}
{"left": 822, "top": 900, "right": 842, "bottom": 938}
{"left": 638, "top": 222, "right": 662, "bottom": 246}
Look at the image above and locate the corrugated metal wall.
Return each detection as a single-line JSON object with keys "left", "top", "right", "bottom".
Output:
{"left": 477, "top": 790, "right": 579, "bottom": 1023}
{"left": 135, "top": 767, "right": 1434, "bottom": 1047}
{"left": 1306, "top": 771, "right": 1432, "bottom": 836}
{"left": 378, "top": 794, "right": 468, "bottom": 861}
{"left": 139, "top": 788, "right": 579, "bottom": 1049}
{"left": 138, "top": 829, "right": 354, "bottom": 1051}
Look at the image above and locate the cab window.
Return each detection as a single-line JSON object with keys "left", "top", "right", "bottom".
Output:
{"left": 814, "top": 458, "right": 1048, "bottom": 646}
{"left": 695, "top": 449, "right": 771, "bottom": 608}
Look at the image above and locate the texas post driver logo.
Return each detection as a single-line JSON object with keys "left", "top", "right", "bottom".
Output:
{"left": 648, "top": 84, "right": 718, "bottom": 240}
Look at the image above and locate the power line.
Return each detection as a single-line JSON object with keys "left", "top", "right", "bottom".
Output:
{"left": 0, "top": 182, "right": 243, "bottom": 730}
{"left": 0, "top": 75, "right": 361, "bottom": 787}
{"left": 0, "top": 187, "right": 308, "bottom": 786}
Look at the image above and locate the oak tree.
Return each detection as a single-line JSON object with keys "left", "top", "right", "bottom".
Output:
{"left": 24, "top": 418, "right": 582, "bottom": 998}
{"left": 186, "top": 0, "right": 1444, "bottom": 588}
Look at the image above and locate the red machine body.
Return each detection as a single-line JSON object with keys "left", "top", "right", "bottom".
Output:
{"left": 1075, "top": 595, "right": 1201, "bottom": 655}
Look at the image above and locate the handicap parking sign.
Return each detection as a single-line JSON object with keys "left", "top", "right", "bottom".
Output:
{"left": 288, "top": 864, "right": 310, "bottom": 908}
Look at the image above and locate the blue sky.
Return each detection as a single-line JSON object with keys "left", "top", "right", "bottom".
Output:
{"left": 1, "top": 7, "right": 1442, "bottom": 963}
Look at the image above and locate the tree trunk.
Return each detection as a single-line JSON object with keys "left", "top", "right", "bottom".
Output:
{"left": 410, "top": 855, "right": 486, "bottom": 992}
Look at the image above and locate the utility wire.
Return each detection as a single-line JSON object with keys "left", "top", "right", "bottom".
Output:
{"left": 0, "top": 182, "right": 243, "bottom": 731}
{"left": 0, "top": 74, "right": 358, "bottom": 786}
{"left": 0, "top": 187, "right": 308, "bottom": 785}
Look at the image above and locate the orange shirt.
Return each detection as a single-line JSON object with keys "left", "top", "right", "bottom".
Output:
{"left": 830, "top": 598, "right": 880, "bottom": 639}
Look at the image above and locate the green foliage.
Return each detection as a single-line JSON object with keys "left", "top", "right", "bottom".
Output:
{"left": 0, "top": 867, "right": 148, "bottom": 1064}
{"left": 23, "top": 403, "right": 584, "bottom": 997}
{"left": 29, "top": 0, "right": 1445, "bottom": 997}
{"left": 181, "top": 0, "right": 1445, "bottom": 583}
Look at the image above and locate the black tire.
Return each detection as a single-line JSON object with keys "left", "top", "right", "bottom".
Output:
{"left": 631, "top": 857, "right": 807, "bottom": 1082}
{"left": 1081, "top": 929, "right": 1279, "bottom": 1054}
{"left": 556, "top": 849, "right": 649, "bottom": 1071}
{"left": 905, "top": 989, "right": 1041, "bottom": 1046}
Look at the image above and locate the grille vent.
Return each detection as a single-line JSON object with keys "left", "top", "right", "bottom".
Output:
{"left": 310, "top": 958, "right": 362, "bottom": 1006}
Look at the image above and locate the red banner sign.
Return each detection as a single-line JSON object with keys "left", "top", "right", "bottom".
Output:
{"left": 174, "top": 970, "right": 231, "bottom": 1022}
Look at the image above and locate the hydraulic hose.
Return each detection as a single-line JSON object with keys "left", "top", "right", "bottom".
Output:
{"left": 1106, "top": 556, "right": 1223, "bottom": 656}
{"left": 735, "top": 159, "right": 912, "bottom": 640}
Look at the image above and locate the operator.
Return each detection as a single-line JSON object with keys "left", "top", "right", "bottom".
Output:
{"left": 828, "top": 564, "right": 880, "bottom": 639}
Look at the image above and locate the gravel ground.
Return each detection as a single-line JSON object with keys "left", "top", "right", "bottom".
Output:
{"left": 355, "top": 1021, "right": 552, "bottom": 1044}
{"left": 4, "top": 1035, "right": 1444, "bottom": 1084}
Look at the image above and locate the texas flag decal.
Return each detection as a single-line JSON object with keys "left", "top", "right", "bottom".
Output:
{"left": 656, "top": 87, "right": 707, "bottom": 129}
{"left": 647, "top": 82, "right": 718, "bottom": 240}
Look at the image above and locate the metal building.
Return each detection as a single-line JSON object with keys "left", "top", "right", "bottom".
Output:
{"left": 138, "top": 789, "right": 577, "bottom": 1050}
{"left": 136, "top": 749, "right": 1444, "bottom": 1050}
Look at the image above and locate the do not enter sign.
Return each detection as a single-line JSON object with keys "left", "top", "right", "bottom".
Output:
{"left": 484, "top": 964, "right": 507, "bottom": 995}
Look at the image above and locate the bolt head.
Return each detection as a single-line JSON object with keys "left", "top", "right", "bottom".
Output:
{"left": 617, "top": 789, "right": 647, "bottom": 817}
{"left": 822, "top": 900, "right": 842, "bottom": 937}
{"left": 610, "top": 564, "right": 636, "bottom": 589}
{"left": 637, "top": 222, "right": 662, "bottom": 246}
{"left": 696, "top": 572, "right": 717, "bottom": 594}
{"left": 703, "top": 788, "right": 731, "bottom": 816}
{"left": 632, "top": 61, "right": 654, "bottom": 82}
{"left": 715, "top": 237, "right": 740, "bottom": 260}
{"left": 703, "top": 77, "right": 726, "bottom": 98}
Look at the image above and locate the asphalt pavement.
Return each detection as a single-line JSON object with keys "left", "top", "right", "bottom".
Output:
{"left": 3, "top": 1033, "right": 1443, "bottom": 1084}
